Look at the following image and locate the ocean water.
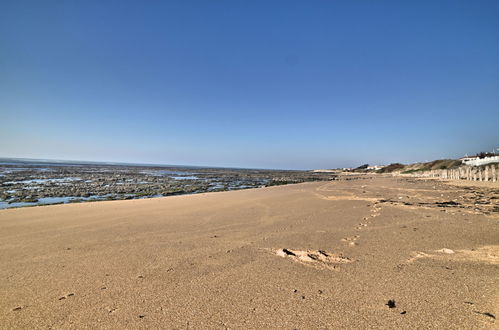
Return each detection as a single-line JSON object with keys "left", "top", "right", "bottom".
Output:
{"left": 141, "top": 170, "right": 195, "bottom": 176}
{"left": 0, "top": 194, "right": 115, "bottom": 210}
{"left": 0, "top": 197, "right": 74, "bottom": 209}
{"left": 170, "top": 176, "right": 199, "bottom": 180}
{"left": 3, "top": 177, "right": 81, "bottom": 185}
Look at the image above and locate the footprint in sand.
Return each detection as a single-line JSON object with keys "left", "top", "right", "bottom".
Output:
{"left": 356, "top": 223, "right": 368, "bottom": 230}
{"left": 341, "top": 235, "right": 360, "bottom": 246}
{"left": 275, "top": 248, "right": 353, "bottom": 270}
{"left": 341, "top": 235, "right": 359, "bottom": 242}
{"left": 354, "top": 204, "right": 382, "bottom": 230}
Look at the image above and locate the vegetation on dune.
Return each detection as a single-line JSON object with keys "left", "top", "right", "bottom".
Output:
{"left": 377, "top": 163, "right": 405, "bottom": 173}
{"left": 423, "top": 159, "right": 462, "bottom": 170}
{"left": 378, "top": 159, "right": 463, "bottom": 174}
{"left": 400, "top": 168, "right": 426, "bottom": 174}
{"left": 353, "top": 164, "right": 369, "bottom": 171}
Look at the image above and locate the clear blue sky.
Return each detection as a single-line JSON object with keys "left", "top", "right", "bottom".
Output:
{"left": 1, "top": 1, "right": 498, "bottom": 169}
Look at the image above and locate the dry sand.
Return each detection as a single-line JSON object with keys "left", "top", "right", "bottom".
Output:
{"left": 0, "top": 176, "right": 498, "bottom": 329}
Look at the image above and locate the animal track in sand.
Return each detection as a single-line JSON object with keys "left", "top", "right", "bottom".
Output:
{"left": 275, "top": 248, "right": 353, "bottom": 270}
{"left": 407, "top": 246, "right": 499, "bottom": 265}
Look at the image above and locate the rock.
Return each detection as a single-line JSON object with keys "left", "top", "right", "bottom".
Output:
{"left": 437, "top": 248, "right": 455, "bottom": 254}
{"left": 386, "top": 300, "right": 396, "bottom": 308}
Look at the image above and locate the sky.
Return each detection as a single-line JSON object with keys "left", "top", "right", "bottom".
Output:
{"left": 1, "top": 1, "right": 498, "bottom": 169}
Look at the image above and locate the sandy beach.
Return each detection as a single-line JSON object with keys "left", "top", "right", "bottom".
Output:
{"left": 1, "top": 176, "right": 497, "bottom": 329}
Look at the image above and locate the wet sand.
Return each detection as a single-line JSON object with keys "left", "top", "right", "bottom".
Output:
{"left": 0, "top": 176, "right": 498, "bottom": 329}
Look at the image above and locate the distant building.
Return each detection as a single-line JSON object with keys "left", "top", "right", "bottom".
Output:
{"left": 312, "top": 169, "right": 337, "bottom": 173}
{"left": 460, "top": 154, "right": 499, "bottom": 166}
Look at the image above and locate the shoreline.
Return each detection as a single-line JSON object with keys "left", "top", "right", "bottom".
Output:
{"left": 0, "top": 161, "right": 337, "bottom": 210}
{"left": 0, "top": 180, "right": 324, "bottom": 211}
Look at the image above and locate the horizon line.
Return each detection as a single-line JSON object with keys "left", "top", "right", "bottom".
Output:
{"left": 0, "top": 156, "right": 307, "bottom": 172}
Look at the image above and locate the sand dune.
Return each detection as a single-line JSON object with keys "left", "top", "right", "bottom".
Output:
{"left": 0, "top": 177, "right": 497, "bottom": 329}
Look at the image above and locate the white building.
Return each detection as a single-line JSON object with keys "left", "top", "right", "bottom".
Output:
{"left": 460, "top": 154, "right": 499, "bottom": 166}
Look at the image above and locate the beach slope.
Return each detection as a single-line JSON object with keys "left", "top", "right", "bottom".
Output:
{"left": 0, "top": 177, "right": 497, "bottom": 329}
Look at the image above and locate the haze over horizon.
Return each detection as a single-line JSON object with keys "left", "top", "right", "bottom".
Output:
{"left": 1, "top": 1, "right": 498, "bottom": 170}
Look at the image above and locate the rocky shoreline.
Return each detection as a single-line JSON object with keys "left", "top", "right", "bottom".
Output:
{"left": 0, "top": 162, "right": 337, "bottom": 208}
